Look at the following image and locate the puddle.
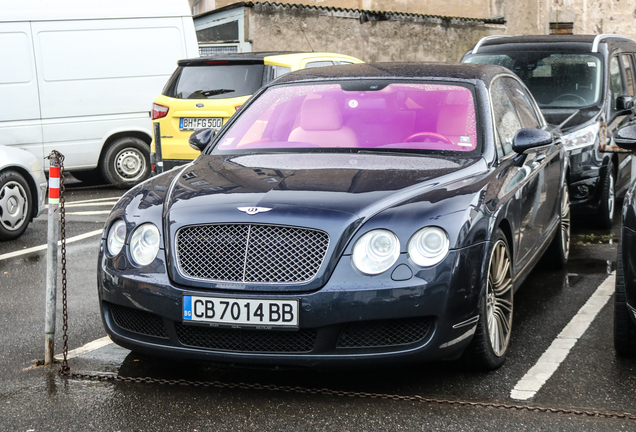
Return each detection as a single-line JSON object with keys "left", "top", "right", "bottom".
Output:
{"left": 566, "top": 258, "right": 616, "bottom": 276}
{"left": 572, "top": 233, "right": 618, "bottom": 245}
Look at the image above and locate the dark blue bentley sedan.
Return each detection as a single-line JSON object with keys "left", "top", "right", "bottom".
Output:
{"left": 98, "top": 63, "right": 570, "bottom": 370}
{"left": 612, "top": 125, "right": 636, "bottom": 356}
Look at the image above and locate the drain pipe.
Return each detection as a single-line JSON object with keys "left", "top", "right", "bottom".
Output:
{"left": 192, "top": 0, "right": 202, "bottom": 15}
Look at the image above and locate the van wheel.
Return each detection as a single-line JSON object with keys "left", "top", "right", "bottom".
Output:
{"left": 596, "top": 160, "right": 615, "bottom": 229}
{"left": 0, "top": 170, "right": 33, "bottom": 241}
{"left": 101, "top": 137, "right": 150, "bottom": 188}
{"left": 463, "top": 229, "right": 513, "bottom": 370}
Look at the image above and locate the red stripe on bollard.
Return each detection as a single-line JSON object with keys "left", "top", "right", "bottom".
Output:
{"left": 49, "top": 166, "right": 60, "bottom": 203}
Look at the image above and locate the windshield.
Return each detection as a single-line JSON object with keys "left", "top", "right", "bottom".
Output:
{"left": 213, "top": 82, "right": 479, "bottom": 154}
{"left": 165, "top": 64, "right": 265, "bottom": 99}
{"left": 464, "top": 53, "right": 603, "bottom": 108}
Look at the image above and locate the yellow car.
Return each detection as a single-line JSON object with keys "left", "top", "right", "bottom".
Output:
{"left": 151, "top": 51, "right": 364, "bottom": 173}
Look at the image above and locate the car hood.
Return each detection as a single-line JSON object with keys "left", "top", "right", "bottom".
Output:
{"left": 541, "top": 106, "right": 600, "bottom": 132}
{"left": 161, "top": 152, "right": 486, "bottom": 292}
{"left": 166, "top": 152, "right": 483, "bottom": 222}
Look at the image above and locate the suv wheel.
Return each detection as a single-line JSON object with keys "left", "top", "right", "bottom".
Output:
{"left": 596, "top": 160, "right": 615, "bottom": 229}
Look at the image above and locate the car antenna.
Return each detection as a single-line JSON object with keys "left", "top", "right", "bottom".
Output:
{"left": 299, "top": 24, "right": 315, "bottom": 52}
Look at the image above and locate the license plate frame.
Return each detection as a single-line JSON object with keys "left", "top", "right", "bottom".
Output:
{"left": 179, "top": 117, "right": 223, "bottom": 131}
{"left": 183, "top": 296, "right": 299, "bottom": 329}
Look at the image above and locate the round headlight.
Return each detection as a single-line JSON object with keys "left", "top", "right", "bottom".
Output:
{"left": 407, "top": 227, "right": 449, "bottom": 267}
{"left": 106, "top": 219, "right": 126, "bottom": 256}
{"left": 130, "top": 223, "right": 160, "bottom": 267}
{"left": 352, "top": 229, "right": 400, "bottom": 275}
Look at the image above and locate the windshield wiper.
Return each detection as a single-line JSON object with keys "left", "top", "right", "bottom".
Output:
{"left": 201, "top": 89, "right": 236, "bottom": 97}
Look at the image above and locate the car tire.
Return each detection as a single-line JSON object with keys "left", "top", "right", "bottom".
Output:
{"left": 100, "top": 137, "right": 150, "bottom": 189}
{"left": 614, "top": 240, "right": 636, "bottom": 357}
{"left": 544, "top": 180, "right": 570, "bottom": 269}
{"left": 464, "top": 228, "right": 513, "bottom": 370}
{"left": 596, "top": 160, "right": 615, "bottom": 229}
{"left": 0, "top": 170, "right": 33, "bottom": 241}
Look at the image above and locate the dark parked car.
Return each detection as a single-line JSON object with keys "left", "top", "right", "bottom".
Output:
{"left": 98, "top": 62, "right": 569, "bottom": 370}
{"left": 462, "top": 34, "right": 636, "bottom": 228}
{"left": 612, "top": 124, "right": 636, "bottom": 356}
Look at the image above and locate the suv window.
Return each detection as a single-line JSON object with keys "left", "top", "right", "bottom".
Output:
{"left": 164, "top": 64, "right": 265, "bottom": 99}
{"left": 491, "top": 78, "right": 522, "bottom": 156}
{"left": 621, "top": 54, "right": 635, "bottom": 96}
{"left": 305, "top": 61, "right": 335, "bottom": 69}
{"left": 609, "top": 56, "right": 625, "bottom": 110}
{"left": 465, "top": 53, "right": 603, "bottom": 107}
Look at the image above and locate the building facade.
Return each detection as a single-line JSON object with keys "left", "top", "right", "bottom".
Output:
{"left": 187, "top": 1, "right": 636, "bottom": 62}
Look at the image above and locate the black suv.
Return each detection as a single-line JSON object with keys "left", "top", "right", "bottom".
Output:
{"left": 462, "top": 34, "right": 636, "bottom": 227}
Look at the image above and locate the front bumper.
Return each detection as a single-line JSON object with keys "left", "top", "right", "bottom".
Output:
{"left": 98, "top": 241, "right": 489, "bottom": 367}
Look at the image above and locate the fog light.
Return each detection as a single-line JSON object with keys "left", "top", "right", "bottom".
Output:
{"left": 572, "top": 184, "right": 590, "bottom": 199}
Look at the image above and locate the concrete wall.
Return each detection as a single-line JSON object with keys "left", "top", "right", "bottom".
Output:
{"left": 210, "top": 0, "right": 495, "bottom": 19}
{"left": 192, "top": 0, "right": 636, "bottom": 41}
{"left": 244, "top": 4, "right": 505, "bottom": 63}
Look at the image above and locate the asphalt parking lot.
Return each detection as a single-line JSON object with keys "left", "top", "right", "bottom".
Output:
{"left": 1, "top": 176, "right": 635, "bottom": 431}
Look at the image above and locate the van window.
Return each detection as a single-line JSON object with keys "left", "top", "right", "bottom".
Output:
{"left": 621, "top": 54, "right": 635, "bottom": 96}
{"left": 165, "top": 64, "right": 265, "bottom": 99}
{"left": 465, "top": 53, "right": 602, "bottom": 107}
{"left": 0, "top": 32, "right": 32, "bottom": 84}
{"left": 609, "top": 56, "right": 625, "bottom": 110}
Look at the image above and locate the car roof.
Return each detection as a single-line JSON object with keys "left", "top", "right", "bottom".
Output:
{"left": 468, "top": 34, "right": 636, "bottom": 54}
{"left": 267, "top": 62, "right": 514, "bottom": 87}
{"left": 177, "top": 52, "right": 362, "bottom": 67}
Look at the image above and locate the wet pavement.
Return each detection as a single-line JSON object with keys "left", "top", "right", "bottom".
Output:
{"left": 1, "top": 179, "right": 635, "bottom": 431}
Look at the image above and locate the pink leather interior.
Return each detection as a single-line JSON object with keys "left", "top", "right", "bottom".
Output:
{"left": 289, "top": 98, "right": 359, "bottom": 147}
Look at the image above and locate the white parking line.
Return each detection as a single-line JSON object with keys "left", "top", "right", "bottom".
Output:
{"left": 54, "top": 336, "right": 112, "bottom": 361}
{"left": 510, "top": 273, "right": 615, "bottom": 400}
{"left": 65, "top": 210, "right": 112, "bottom": 216}
{"left": 0, "top": 229, "right": 103, "bottom": 261}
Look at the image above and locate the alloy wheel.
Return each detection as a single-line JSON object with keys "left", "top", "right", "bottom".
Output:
{"left": 560, "top": 186, "right": 571, "bottom": 260}
{"left": 487, "top": 240, "right": 513, "bottom": 357}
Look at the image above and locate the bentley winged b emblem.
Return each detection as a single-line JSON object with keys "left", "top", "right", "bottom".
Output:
{"left": 238, "top": 206, "right": 272, "bottom": 215}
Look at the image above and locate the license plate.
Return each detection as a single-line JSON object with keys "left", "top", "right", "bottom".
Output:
{"left": 179, "top": 117, "right": 223, "bottom": 131}
{"left": 183, "top": 296, "right": 299, "bottom": 328}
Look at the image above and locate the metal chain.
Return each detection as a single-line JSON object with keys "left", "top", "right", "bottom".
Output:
{"left": 52, "top": 153, "right": 636, "bottom": 422}
{"left": 58, "top": 368, "right": 636, "bottom": 420}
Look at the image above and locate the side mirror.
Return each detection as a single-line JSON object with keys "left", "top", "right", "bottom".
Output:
{"left": 188, "top": 128, "right": 217, "bottom": 152}
{"left": 617, "top": 95, "right": 635, "bottom": 112}
{"left": 615, "top": 124, "right": 636, "bottom": 150}
{"left": 512, "top": 128, "right": 553, "bottom": 153}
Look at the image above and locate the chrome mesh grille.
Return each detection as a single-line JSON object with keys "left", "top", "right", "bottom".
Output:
{"left": 175, "top": 323, "right": 317, "bottom": 353}
{"left": 176, "top": 224, "right": 329, "bottom": 283}
{"left": 109, "top": 303, "right": 168, "bottom": 339}
{"left": 336, "top": 317, "right": 432, "bottom": 348}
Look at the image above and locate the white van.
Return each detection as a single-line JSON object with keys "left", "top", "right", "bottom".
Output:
{"left": 0, "top": 0, "right": 199, "bottom": 186}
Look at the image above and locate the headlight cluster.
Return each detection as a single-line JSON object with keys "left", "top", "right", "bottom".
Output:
{"left": 562, "top": 123, "right": 599, "bottom": 150}
{"left": 106, "top": 220, "right": 160, "bottom": 267}
{"left": 352, "top": 227, "right": 449, "bottom": 275}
